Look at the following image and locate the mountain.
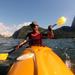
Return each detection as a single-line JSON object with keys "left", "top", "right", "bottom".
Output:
{"left": 12, "top": 25, "right": 46, "bottom": 39}
{"left": 60, "top": 26, "right": 71, "bottom": 31}
{"left": 53, "top": 16, "right": 75, "bottom": 38}
{"left": 54, "top": 27, "right": 75, "bottom": 38}
{"left": 71, "top": 17, "right": 75, "bottom": 31}
{"left": 12, "top": 17, "right": 75, "bottom": 39}
{"left": 12, "top": 25, "right": 75, "bottom": 39}
{"left": 0, "top": 34, "right": 4, "bottom": 38}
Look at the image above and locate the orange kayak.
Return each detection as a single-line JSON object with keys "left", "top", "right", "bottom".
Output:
{"left": 8, "top": 46, "right": 74, "bottom": 75}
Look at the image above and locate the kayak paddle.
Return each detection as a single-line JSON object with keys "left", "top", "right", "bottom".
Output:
{"left": 0, "top": 53, "right": 8, "bottom": 60}
{"left": 52, "top": 16, "right": 67, "bottom": 28}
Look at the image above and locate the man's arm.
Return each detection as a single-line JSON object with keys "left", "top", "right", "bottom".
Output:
{"left": 41, "top": 25, "right": 54, "bottom": 39}
{"left": 16, "top": 40, "right": 27, "bottom": 50}
{"left": 16, "top": 33, "right": 29, "bottom": 50}
{"left": 47, "top": 30, "right": 54, "bottom": 39}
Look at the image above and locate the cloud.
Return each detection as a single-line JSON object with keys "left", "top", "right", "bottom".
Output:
{"left": 0, "top": 22, "right": 31, "bottom": 37}
{"left": 0, "top": 23, "right": 12, "bottom": 37}
{"left": 17, "top": 22, "right": 31, "bottom": 30}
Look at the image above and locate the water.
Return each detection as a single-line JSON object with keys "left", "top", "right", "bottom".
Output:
{"left": 43, "top": 38, "right": 75, "bottom": 73}
{"left": 0, "top": 38, "right": 75, "bottom": 73}
{"left": 0, "top": 38, "right": 19, "bottom": 51}
{"left": 0, "top": 38, "right": 75, "bottom": 61}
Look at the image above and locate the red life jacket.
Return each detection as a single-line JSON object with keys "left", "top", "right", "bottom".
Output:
{"left": 28, "top": 32, "right": 42, "bottom": 46}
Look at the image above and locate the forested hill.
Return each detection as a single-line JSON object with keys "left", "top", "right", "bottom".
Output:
{"left": 12, "top": 21, "right": 75, "bottom": 39}
{"left": 12, "top": 25, "right": 46, "bottom": 38}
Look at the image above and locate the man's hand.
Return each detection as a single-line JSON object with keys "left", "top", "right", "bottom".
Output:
{"left": 15, "top": 45, "right": 20, "bottom": 50}
{"left": 15, "top": 40, "right": 27, "bottom": 50}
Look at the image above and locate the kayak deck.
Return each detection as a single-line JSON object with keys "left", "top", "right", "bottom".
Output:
{"left": 8, "top": 46, "right": 74, "bottom": 75}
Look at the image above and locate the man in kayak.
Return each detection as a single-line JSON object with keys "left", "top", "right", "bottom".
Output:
{"left": 16, "top": 22, "right": 54, "bottom": 49}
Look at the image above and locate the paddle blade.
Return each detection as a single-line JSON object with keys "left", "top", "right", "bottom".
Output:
{"left": 57, "top": 16, "right": 67, "bottom": 26}
{"left": 0, "top": 53, "right": 8, "bottom": 60}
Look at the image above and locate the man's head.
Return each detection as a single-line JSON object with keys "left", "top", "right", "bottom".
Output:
{"left": 30, "top": 21, "right": 39, "bottom": 31}
{"left": 30, "top": 21, "right": 38, "bottom": 27}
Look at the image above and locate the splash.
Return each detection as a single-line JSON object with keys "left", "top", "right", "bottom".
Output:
{"left": 64, "top": 48, "right": 72, "bottom": 69}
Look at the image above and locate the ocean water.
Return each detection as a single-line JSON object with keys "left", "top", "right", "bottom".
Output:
{"left": 0, "top": 38, "right": 75, "bottom": 60}
{"left": 43, "top": 38, "right": 75, "bottom": 60}
{"left": 0, "top": 38, "right": 75, "bottom": 73}
{"left": 0, "top": 38, "right": 19, "bottom": 51}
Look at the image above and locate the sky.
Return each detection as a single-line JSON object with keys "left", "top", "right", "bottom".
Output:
{"left": 0, "top": 0, "right": 75, "bottom": 37}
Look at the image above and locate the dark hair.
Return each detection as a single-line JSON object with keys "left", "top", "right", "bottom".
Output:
{"left": 30, "top": 22, "right": 38, "bottom": 28}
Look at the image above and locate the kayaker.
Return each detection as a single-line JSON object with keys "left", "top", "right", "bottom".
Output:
{"left": 16, "top": 21, "right": 54, "bottom": 49}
